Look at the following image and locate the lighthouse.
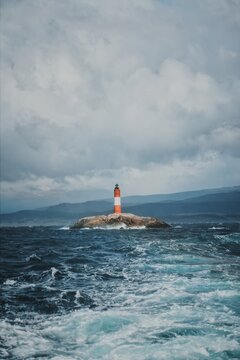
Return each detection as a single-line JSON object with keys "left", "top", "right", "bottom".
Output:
{"left": 114, "top": 184, "right": 122, "bottom": 214}
{"left": 71, "top": 182, "right": 170, "bottom": 229}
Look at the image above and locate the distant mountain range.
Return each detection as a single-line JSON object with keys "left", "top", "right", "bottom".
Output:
{"left": 0, "top": 186, "right": 239, "bottom": 226}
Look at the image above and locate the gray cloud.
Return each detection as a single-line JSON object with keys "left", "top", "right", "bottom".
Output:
{"left": 0, "top": 0, "right": 240, "bottom": 211}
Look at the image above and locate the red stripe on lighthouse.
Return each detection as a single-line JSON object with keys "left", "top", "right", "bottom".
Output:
{"left": 114, "top": 184, "right": 122, "bottom": 214}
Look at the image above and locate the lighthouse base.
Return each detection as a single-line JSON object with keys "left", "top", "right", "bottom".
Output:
{"left": 71, "top": 213, "right": 170, "bottom": 229}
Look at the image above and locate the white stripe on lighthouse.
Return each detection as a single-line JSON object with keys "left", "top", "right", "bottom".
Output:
{"left": 114, "top": 197, "right": 121, "bottom": 206}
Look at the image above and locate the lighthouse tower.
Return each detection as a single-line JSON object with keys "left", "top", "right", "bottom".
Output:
{"left": 114, "top": 184, "right": 122, "bottom": 214}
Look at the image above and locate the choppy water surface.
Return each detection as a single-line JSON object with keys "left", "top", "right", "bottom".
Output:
{"left": 0, "top": 223, "right": 240, "bottom": 359}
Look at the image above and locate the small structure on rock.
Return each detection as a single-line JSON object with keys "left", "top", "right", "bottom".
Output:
{"left": 71, "top": 184, "right": 170, "bottom": 229}
{"left": 114, "top": 184, "right": 122, "bottom": 214}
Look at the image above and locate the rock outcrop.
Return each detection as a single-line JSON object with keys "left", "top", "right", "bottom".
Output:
{"left": 71, "top": 213, "right": 170, "bottom": 229}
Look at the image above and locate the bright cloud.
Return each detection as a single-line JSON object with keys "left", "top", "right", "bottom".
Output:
{"left": 0, "top": 0, "right": 240, "bottom": 211}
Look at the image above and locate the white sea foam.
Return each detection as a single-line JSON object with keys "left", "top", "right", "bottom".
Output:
{"left": 51, "top": 267, "right": 58, "bottom": 279}
{"left": 82, "top": 224, "right": 146, "bottom": 230}
{"left": 95, "top": 222, "right": 127, "bottom": 229}
{"left": 128, "top": 226, "right": 146, "bottom": 230}
{"left": 214, "top": 233, "right": 240, "bottom": 244}
{"left": 1, "top": 308, "right": 239, "bottom": 360}
{"left": 209, "top": 226, "right": 227, "bottom": 230}
{"left": 75, "top": 290, "right": 83, "bottom": 299}
{"left": 19, "top": 283, "right": 36, "bottom": 289}
{"left": 59, "top": 226, "right": 70, "bottom": 230}
{"left": 3, "top": 279, "right": 16, "bottom": 286}
{"left": 26, "top": 253, "right": 41, "bottom": 262}
{"left": 199, "top": 289, "right": 239, "bottom": 300}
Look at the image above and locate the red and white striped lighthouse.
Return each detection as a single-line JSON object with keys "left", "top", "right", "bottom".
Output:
{"left": 114, "top": 184, "right": 122, "bottom": 214}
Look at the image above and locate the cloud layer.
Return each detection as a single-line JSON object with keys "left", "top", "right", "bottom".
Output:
{"left": 1, "top": 0, "right": 240, "bottom": 211}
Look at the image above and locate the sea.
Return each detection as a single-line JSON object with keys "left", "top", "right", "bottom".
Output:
{"left": 0, "top": 222, "right": 240, "bottom": 360}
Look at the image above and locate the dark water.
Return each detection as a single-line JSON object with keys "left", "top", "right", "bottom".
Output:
{"left": 0, "top": 223, "right": 240, "bottom": 359}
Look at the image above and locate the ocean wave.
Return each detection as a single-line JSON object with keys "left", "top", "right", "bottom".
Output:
{"left": 1, "top": 224, "right": 239, "bottom": 359}
{"left": 51, "top": 267, "right": 59, "bottom": 279}
{"left": 82, "top": 224, "right": 146, "bottom": 230}
{"left": 3, "top": 279, "right": 16, "bottom": 286}
{"left": 1, "top": 308, "right": 239, "bottom": 360}
{"left": 199, "top": 289, "right": 239, "bottom": 300}
{"left": 25, "top": 253, "right": 42, "bottom": 262}
{"left": 209, "top": 226, "right": 227, "bottom": 230}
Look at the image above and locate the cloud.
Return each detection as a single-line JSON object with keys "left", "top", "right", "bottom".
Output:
{"left": 0, "top": 0, "right": 240, "bottom": 211}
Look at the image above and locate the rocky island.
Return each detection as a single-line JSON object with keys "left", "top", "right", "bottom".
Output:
{"left": 71, "top": 212, "right": 170, "bottom": 229}
{"left": 71, "top": 185, "right": 170, "bottom": 229}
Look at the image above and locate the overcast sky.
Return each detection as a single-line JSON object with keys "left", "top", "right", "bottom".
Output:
{"left": 1, "top": 0, "right": 240, "bottom": 212}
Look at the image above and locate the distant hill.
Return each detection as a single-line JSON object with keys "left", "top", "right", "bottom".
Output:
{"left": 0, "top": 201, "right": 112, "bottom": 226}
{"left": 122, "top": 185, "right": 240, "bottom": 205}
{"left": 41, "top": 200, "right": 112, "bottom": 214}
{"left": 124, "top": 191, "right": 240, "bottom": 217}
{"left": 0, "top": 187, "right": 239, "bottom": 226}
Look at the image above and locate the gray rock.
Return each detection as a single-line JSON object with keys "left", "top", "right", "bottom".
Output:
{"left": 71, "top": 212, "right": 170, "bottom": 229}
